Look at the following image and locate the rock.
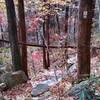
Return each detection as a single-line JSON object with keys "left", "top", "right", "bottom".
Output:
{"left": 0, "top": 64, "right": 12, "bottom": 76}
{"left": 66, "top": 80, "right": 89, "bottom": 96}
{"left": 66, "top": 78, "right": 100, "bottom": 98}
{"left": 0, "top": 68, "right": 5, "bottom": 76}
{"left": 0, "top": 65, "right": 4, "bottom": 68}
{"left": 32, "top": 84, "right": 49, "bottom": 97}
{"left": 32, "top": 92, "right": 51, "bottom": 100}
{"left": 0, "top": 83, "right": 7, "bottom": 91}
{"left": 0, "top": 94, "right": 5, "bottom": 100}
{"left": 0, "top": 65, "right": 5, "bottom": 76}
{"left": 11, "top": 71, "right": 27, "bottom": 85}
{"left": 43, "top": 91, "right": 51, "bottom": 98}
{"left": 0, "top": 72, "right": 12, "bottom": 85}
{"left": 4, "top": 64, "right": 12, "bottom": 72}
{"left": 0, "top": 71, "right": 27, "bottom": 88}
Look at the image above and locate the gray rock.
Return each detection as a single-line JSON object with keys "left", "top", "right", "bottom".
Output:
{"left": 0, "top": 72, "right": 12, "bottom": 85}
{"left": 66, "top": 80, "right": 89, "bottom": 96}
{"left": 66, "top": 78, "right": 100, "bottom": 97}
{"left": 0, "top": 65, "right": 4, "bottom": 68}
{"left": 0, "top": 71, "right": 27, "bottom": 88}
{"left": 0, "top": 94, "right": 5, "bottom": 100}
{"left": 32, "top": 84, "right": 49, "bottom": 97}
{"left": 0, "top": 64, "right": 12, "bottom": 76}
{"left": 4, "top": 64, "right": 12, "bottom": 72}
{"left": 0, "top": 68, "right": 5, "bottom": 76}
{"left": 0, "top": 83, "right": 7, "bottom": 91}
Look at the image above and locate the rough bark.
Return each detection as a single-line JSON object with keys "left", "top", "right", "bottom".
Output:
{"left": 77, "top": 0, "right": 95, "bottom": 80}
{"left": 18, "top": 0, "right": 28, "bottom": 76}
{"left": 5, "top": 0, "right": 22, "bottom": 71}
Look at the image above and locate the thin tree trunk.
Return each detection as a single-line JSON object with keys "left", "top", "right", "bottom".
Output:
{"left": 97, "top": 0, "right": 100, "bottom": 32}
{"left": 73, "top": 18, "right": 76, "bottom": 43}
{"left": 65, "top": 6, "right": 69, "bottom": 35}
{"left": 36, "top": 32, "right": 39, "bottom": 44}
{"left": 43, "top": 21, "right": 48, "bottom": 69}
{"left": 0, "top": 25, "right": 4, "bottom": 47}
{"left": 45, "top": 15, "right": 50, "bottom": 69}
{"left": 18, "top": 0, "right": 28, "bottom": 76}
{"left": 64, "top": 6, "right": 69, "bottom": 66}
{"left": 43, "top": 0, "right": 50, "bottom": 69}
{"left": 77, "top": 0, "right": 95, "bottom": 81}
{"left": 56, "top": 15, "right": 60, "bottom": 34}
{"left": 5, "top": 0, "right": 22, "bottom": 71}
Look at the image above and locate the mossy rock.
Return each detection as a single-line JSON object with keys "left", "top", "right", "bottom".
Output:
{"left": 66, "top": 77, "right": 100, "bottom": 99}
{"left": 0, "top": 71, "right": 27, "bottom": 88}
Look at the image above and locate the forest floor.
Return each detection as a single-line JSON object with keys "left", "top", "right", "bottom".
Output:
{"left": 2, "top": 47, "right": 100, "bottom": 100}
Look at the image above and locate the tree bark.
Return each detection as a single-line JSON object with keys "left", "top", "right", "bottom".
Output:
{"left": 43, "top": 21, "right": 48, "bottom": 69}
{"left": 18, "top": 0, "right": 28, "bottom": 76}
{"left": 64, "top": 6, "right": 69, "bottom": 68}
{"left": 43, "top": 0, "right": 50, "bottom": 69}
{"left": 77, "top": 0, "right": 95, "bottom": 81}
{"left": 5, "top": 0, "right": 22, "bottom": 71}
{"left": 45, "top": 15, "right": 50, "bottom": 69}
{"left": 56, "top": 15, "right": 60, "bottom": 34}
{"left": 65, "top": 6, "right": 69, "bottom": 34}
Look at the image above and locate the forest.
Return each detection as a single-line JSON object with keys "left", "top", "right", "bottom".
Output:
{"left": 0, "top": 0, "right": 100, "bottom": 100}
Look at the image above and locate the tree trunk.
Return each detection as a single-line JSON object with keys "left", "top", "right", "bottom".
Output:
{"left": 18, "top": 0, "right": 28, "bottom": 76}
{"left": 56, "top": 15, "right": 60, "bottom": 34}
{"left": 97, "top": 0, "right": 100, "bottom": 32}
{"left": 43, "top": 21, "right": 48, "bottom": 69}
{"left": 5, "top": 0, "right": 22, "bottom": 71}
{"left": 77, "top": 0, "right": 95, "bottom": 81}
{"left": 64, "top": 6, "right": 69, "bottom": 65}
{"left": 43, "top": 0, "right": 50, "bottom": 69}
{"left": 65, "top": 6, "right": 69, "bottom": 35}
{"left": 45, "top": 15, "right": 50, "bottom": 69}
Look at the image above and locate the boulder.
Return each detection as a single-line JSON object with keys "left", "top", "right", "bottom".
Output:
{"left": 66, "top": 78, "right": 100, "bottom": 99}
{"left": 0, "top": 71, "right": 27, "bottom": 88}
{"left": 32, "top": 84, "right": 49, "bottom": 97}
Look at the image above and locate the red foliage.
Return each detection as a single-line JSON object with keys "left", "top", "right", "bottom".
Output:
{"left": 32, "top": 51, "right": 42, "bottom": 62}
{"left": 27, "top": 17, "right": 42, "bottom": 33}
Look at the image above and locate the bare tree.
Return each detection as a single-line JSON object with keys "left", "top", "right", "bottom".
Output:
{"left": 5, "top": 0, "right": 22, "bottom": 71}
{"left": 77, "top": 0, "right": 95, "bottom": 81}
{"left": 18, "top": 0, "right": 28, "bottom": 76}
